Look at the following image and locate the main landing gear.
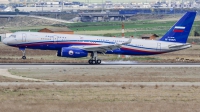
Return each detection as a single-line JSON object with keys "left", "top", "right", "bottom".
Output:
{"left": 19, "top": 48, "right": 26, "bottom": 59}
{"left": 88, "top": 52, "right": 101, "bottom": 64}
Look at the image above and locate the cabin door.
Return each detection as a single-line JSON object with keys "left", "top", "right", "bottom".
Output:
{"left": 22, "top": 33, "right": 26, "bottom": 42}
{"left": 157, "top": 43, "right": 161, "bottom": 50}
{"left": 53, "top": 35, "right": 58, "bottom": 44}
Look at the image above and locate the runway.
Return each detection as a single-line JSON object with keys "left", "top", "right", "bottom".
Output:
{"left": 1, "top": 63, "right": 200, "bottom": 87}
{"left": 1, "top": 63, "right": 200, "bottom": 69}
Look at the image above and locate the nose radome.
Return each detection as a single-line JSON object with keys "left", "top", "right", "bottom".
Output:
{"left": 2, "top": 38, "right": 7, "bottom": 45}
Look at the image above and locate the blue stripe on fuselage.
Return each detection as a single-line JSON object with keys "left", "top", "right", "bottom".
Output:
{"left": 8, "top": 40, "right": 168, "bottom": 55}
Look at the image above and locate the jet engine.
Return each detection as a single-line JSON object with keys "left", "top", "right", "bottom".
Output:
{"left": 57, "top": 47, "right": 88, "bottom": 58}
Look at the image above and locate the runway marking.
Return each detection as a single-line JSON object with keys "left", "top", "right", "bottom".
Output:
{"left": 0, "top": 69, "right": 50, "bottom": 82}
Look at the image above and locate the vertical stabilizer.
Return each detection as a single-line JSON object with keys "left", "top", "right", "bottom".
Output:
{"left": 160, "top": 12, "right": 196, "bottom": 43}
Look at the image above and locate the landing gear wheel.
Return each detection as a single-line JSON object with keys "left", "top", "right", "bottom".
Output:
{"left": 88, "top": 59, "right": 101, "bottom": 64}
{"left": 92, "top": 60, "right": 96, "bottom": 64}
{"left": 88, "top": 52, "right": 102, "bottom": 65}
{"left": 96, "top": 59, "right": 101, "bottom": 64}
{"left": 22, "top": 56, "right": 26, "bottom": 59}
{"left": 88, "top": 59, "right": 93, "bottom": 64}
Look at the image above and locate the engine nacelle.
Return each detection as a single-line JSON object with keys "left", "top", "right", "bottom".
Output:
{"left": 58, "top": 47, "right": 88, "bottom": 58}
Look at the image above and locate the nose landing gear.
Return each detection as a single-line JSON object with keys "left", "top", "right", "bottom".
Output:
{"left": 19, "top": 48, "right": 26, "bottom": 60}
{"left": 22, "top": 55, "right": 26, "bottom": 59}
{"left": 88, "top": 51, "right": 101, "bottom": 64}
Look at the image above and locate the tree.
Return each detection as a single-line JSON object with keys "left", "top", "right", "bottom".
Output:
{"left": 190, "top": 26, "right": 200, "bottom": 36}
{"left": 15, "top": 8, "right": 19, "bottom": 12}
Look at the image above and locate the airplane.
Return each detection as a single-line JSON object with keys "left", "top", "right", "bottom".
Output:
{"left": 2, "top": 12, "right": 196, "bottom": 64}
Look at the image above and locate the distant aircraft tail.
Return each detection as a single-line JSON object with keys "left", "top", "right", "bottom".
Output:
{"left": 159, "top": 12, "right": 196, "bottom": 43}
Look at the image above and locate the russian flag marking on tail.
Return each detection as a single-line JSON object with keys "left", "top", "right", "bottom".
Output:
{"left": 173, "top": 26, "right": 185, "bottom": 32}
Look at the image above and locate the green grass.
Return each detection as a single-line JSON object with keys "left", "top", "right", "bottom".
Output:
{"left": 89, "top": 29, "right": 168, "bottom": 37}
{"left": 8, "top": 26, "right": 53, "bottom": 32}
{"left": 10, "top": 29, "right": 40, "bottom": 32}
{"left": 7, "top": 19, "right": 200, "bottom": 37}
{"left": 69, "top": 20, "right": 200, "bottom": 37}
{"left": 66, "top": 21, "right": 175, "bottom": 31}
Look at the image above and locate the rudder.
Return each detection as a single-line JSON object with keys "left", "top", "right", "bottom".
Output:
{"left": 160, "top": 12, "right": 196, "bottom": 43}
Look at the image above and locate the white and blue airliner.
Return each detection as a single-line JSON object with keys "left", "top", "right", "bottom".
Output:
{"left": 3, "top": 12, "right": 196, "bottom": 64}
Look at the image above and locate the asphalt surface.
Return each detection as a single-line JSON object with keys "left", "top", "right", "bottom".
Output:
{"left": 1, "top": 63, "right": 200, "bottom": 86}
{"left": 1, "top": 61, "right": 200, "bottom": 65}
{"left": 1, "top": 63, "right": 200, "bottom": 69}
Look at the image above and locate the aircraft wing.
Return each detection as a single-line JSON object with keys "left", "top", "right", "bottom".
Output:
{"left": 71, "top": 38, "right": 132, "bottom": 53}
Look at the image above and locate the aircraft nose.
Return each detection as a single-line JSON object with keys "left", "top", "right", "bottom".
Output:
{"left": 2, "top": 38, "right": 7, "bottom": 44}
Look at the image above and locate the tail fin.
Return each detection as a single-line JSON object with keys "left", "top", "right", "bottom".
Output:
{"left": 159, "top": 12, "right": 196, "bottom": 43}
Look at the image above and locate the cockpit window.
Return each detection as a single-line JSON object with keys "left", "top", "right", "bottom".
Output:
{"left": 9, "top": 35, "right": 16, "bottom": 38}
